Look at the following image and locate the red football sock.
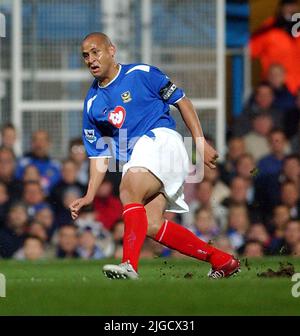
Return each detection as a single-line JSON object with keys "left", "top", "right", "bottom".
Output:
{"left": 122, "top": 203, "right": 148, "bottom": 271}
{"left": 154, "top": 220, "right": 232, "bottom": 267}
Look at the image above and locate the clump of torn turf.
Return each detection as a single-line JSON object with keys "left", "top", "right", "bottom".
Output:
{"left": 184, "top": 272, "right": 193, "bottom": 279}
{"left": 257, "top": 262, "right": 295, "bottom": 278}
{"left": 243, "top": 258, "right": 251, "bottom": 271}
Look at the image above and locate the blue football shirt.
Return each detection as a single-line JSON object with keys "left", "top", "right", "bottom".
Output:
{"left": 82, "top": 63, "right": 185, "bottom": 162}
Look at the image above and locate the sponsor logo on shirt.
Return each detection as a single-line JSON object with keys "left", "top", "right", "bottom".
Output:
{"left": 108, "top": 106, "right": 126, "bottom": 128}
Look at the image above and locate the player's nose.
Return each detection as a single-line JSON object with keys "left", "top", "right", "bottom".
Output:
{"left": 86, "top": 55, "right": 96, "bottom": 65}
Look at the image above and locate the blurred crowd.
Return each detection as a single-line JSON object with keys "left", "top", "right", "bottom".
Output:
{"left": 1, "top": 76, "right": 300, "bottom": 261}
{"left": 0, "top": 128, "right": 163, "bottom": 261}
{"left": 1, "top": 0, "right": 300, "bottom": 261}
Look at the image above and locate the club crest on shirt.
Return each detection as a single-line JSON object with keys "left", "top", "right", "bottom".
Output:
{"left": 108, "top": 106, "right": 126, "bottom": 128}
{"left": 121, "top": 91, "right": 132, "bottom": 103}
{"left": 84, "top": 129, "right": 97, "bottom": 143}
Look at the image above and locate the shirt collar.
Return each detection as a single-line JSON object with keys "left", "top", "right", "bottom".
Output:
{"left": 98, "top": 64, "right": 122, "bottom": 89}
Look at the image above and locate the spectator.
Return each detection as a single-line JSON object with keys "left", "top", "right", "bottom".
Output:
{"left": 27, "top": 221, "right": 56, "bottom": 258}
{"left": 287, "top": 89, "right": 300, "bottom": 143}
{"left": 280, "top": 181, "right": 300, "bottom": 219}
{"left": 55, "top": 187, "right": 79, "bottom": 228}
{"left": 22, "top": 165, "right": 41, "bottom": 184}
{"left": 22, "top": 181, "right": 47, "bottom": 219}
{"left": 268, "top": 204, "right": 290, "bottom": 237}
{"left": 203, "top": 165, "right": 230, "bottom": 206}
{"left": 219, "top": 137, "right": 246, "bottom": 185}
{"left": 56, "top": 225, "right": 79, "bottom": 258}
{"left": 191, "top": 207, "right": 220, "bottom": 243}
{"left": 280, "top": 154, "right": 300, "bottom": 189}
{"left": 250, "top": 0, "right": 300, "bottom": 94}
{"left": 14, "top": 236, "right": 45, "bottom": 260}
{"left": 93, "top": 176, "right": 123, "bottom": 231}
{"left": 28, "top": 221, "right": 48, "bottom": 243}
{"left": 236, "top": 154, "right": 256, "bottom": 202}
{"left": 68, "top": 138, "right": 89, "bottom": 186}
{"left": 269, "top": 220, "right": 300, "bottom": 255}
{"left": 75, "top": 204, "right": 114, "bottom": 257}
{"left": 213, "top": 235, "right": 235, "bottom": 255}
{"left": 22, "top": 165, "right": 49, "bottom": 197}
{"left": 0, "top": 123, "right": 18, "bottom": 154}
{"left": 233, "top": 83, "right": 283, "bottom": 136}
{"left": 111, "top": 219, "right": 124, "bottom": 259}
{"left": 246, "top": 223, "right": 271, "bottom": 251}
{"left": 255, "top": 130, "right": 291, "bottom": 216}
{"left": 0, "top": 203, "right": 28, "bottom": 258}
{"left": 243, "top": 113, "right": 273, "bottom": 161}
{"left": 0, "top": 181, "right": 9, "bottom": 226}
{"left": 223, "top": 176, "right": 248, "bottom": 208}
{"left": 243, "top": 240, "right": 265, "bottom": 257}
{"left": 182, "top": 180, "right": 227, "bottom": 230}
{"left": 266, "top": 64, "right": 295, "bottom": 111}
{"left": 34, "top": 204, "right": 55, "bottom": 240}
{"left": 222, "top": 176, "right": 260, "bottom": 223}
{"left": 77, "top": 226, "right": 106, "bottom": 260}
{"left": 257, "top": 128, "right": 288, "bottom": 178}
{"left": 140, "top": 238, "right": 162, "bottom": 259}
{"left": 227, "top": 204, "right": 250, "bottom": 251}
{"left": 16, "top": 130, "right": 61, "bottom": 193}
{"left": 291, "top": 241, "right": 300, "bottom": 256}
{"left": 50, "top": 159, "right": 85, "bottom": 212}
{"left": 0, "top": 147, "right": 22, "bottom": 201}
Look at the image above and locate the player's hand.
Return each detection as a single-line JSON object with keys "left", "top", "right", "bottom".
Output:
{"left": 204, "top": 140, "right": 219, "bottom": 169}
{"left": 69, "top": 196, "right": 93, "bottom": 220}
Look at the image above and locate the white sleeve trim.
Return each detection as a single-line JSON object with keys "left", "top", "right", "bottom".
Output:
{"left": 125, "top": 65, "right": 150, "bottom": 74}
{"left": 173, "top": 93, "right": 186, "bottom": 104}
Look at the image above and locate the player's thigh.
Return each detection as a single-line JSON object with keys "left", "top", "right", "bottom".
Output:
{"left": 145, "top": 192, "right": 167, "bottom": 237}
{"left": 119, "top": 167, "right": 163, "bottom": 204}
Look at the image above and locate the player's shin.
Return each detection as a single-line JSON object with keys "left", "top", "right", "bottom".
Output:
{"left": 154, "top": 220, "right": 232, "bottom": 267}
{"left": 122, "top": 203, "right": 148, "bottom": 271}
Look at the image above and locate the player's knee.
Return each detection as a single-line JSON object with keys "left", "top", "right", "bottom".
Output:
{"left": 147, "top": 217, "right": 164, "bottom": 238}
{"left": 119, "top": 183, "right": 142, "bottom": 205}
{"left": 119, "top": 174, "right": 150, "bottom": 204}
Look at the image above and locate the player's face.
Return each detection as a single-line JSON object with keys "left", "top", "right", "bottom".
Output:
{"left": 81, "top": 38, "right": 115, "bottom": 79}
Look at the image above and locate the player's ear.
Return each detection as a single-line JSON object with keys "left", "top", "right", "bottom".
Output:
{"left": 109, "top": 44, "right": 116, "bottom": 58}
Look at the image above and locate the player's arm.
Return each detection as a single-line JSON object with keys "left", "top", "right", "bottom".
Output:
{"left": 69, "top": 157, "right": 109, "bottom": 219}
{"left": 176, "top": 96, "right": 218, "bottom": 169}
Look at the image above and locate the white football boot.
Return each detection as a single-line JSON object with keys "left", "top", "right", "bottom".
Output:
{"left": 103, "top": 261, "right": 139, "bottom": 280}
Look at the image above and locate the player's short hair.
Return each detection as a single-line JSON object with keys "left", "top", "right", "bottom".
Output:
{"left": 82, "top": 32, "right": 113, "bottom": 47}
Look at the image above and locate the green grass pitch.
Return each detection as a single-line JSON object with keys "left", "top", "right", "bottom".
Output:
{"left": 0, "top": 257, "right": 299, "bottom": 316}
